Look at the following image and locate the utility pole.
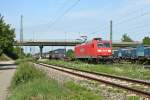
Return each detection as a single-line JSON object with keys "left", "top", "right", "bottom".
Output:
{"left": 20, "top": 15, "right": 23, "bottom": 57}
{"left": 110, "top": 20, "right": 113, "bottom": 42}
{"left": 33, "top": 33, "right": 35, "bottom": 55}
{"left": 65, "top": 32, "right": 67, "bottom": 54}
{"left": 20, "top": 15, "right": 23, "bottom": 45}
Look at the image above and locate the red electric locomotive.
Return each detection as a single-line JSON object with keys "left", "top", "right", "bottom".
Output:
{"left": 75, "top": 38, "right": 112, "bottom": 62}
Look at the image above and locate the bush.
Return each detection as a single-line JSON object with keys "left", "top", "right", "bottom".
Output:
{"left": 8, "top": 79, "right": 102, "bottom": 100}
{"left": 66, "top": 49, "right": 75, "bottom": 60}
{"left": 15, "top": 58, "right": 35, "bottom": 65}
{"left": 0, "top": 53, "right": 9, "bottom": 61}
{"left": 8, "top": 79, "right": 65, "bottom": 100}
{"left": 11, "top": 62, "right": 45, "bottom": 88}
{"left": 8, "top": 62, "right": 102, "bottom": 100}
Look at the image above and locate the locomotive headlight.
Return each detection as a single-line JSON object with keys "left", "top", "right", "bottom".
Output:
{"left": 97, "top": 50, "right": 102, "bottom": 52}
{"left": 108, "top": 50, "right": 111, "bottom": 53}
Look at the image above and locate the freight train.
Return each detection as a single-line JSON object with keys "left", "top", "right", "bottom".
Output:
{"left": 74, "top": 38, "right": 150, "bottom": 64}
{"left": 113, "top": 45, "right": 150, "bottom": 64}
{"left": 49, "top": 49, "right": 66, "bottom": 59}
{"left": 46, "top": 38, "right": 150, "bottom": 64}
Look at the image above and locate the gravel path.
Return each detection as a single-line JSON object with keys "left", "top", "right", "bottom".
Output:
{"left": 0, "top": 61, "right": 16, "bottom": 100}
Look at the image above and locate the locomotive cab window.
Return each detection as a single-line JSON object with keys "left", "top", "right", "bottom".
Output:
{"left": 97, "top": 42, "right": 110, "bottom": 48}
{"left": 103, "top": 43, "right": 110, "bottom": 48}
{"left": 97, "top": 43, "right": 103, "bottom": 48}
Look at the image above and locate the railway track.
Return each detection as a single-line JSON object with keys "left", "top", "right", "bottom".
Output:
{"left": 36, "top": 62, "right": 150, "bottom": 98}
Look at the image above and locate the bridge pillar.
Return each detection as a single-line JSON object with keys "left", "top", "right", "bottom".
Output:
{"left": 39, "top": 45, "right": 43, "bottom": 59}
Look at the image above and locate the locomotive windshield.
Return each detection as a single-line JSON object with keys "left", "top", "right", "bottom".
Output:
{"left": 97, "top": 42, "right": 110, "bottom": 48}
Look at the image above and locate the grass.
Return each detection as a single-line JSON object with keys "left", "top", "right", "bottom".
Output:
{"left": 128, "top": 96, "right": 140, "bottom": 100}
{"left": 41, "top": 60, "right": 150, "bottom": 80}
{"left": 11, "top": 62, "right": 45, "bottom": 88}
{"left": 8, "top": 80, "right": 102, "bottom": 100}
{"left": 8, "top": 62, "right": 102, "bottom": 100}
{"left": 0, "top": 53, "right": 10, "bottom": 61}
{"left": 15, "top": 57, "right": 35, "bottom": 65}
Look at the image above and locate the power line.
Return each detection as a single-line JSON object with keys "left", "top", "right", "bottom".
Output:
{"left": 116, "top": 23, "right": 150, "bottom": 34}
{"left": 112, "top": 8, "right": 150, "bottom": 38}
{"left": 86, "top": 21, "right": 109, "bottom": 37}
{"left": 15, "top": 0, "right": 71, "bottom": 31}
{"left": 86, "top": 8, "right": 145, "bottom": 37}
{"left": 87, "top": 7, "right": 150, "bottom": 40}
{"left": 114, "top": 10, "right": 150, "bottom": 26}
{"left": 114, "top": 11, "right": 150, "bottom": 33}
{"left": 111, "top": 4, "right": 150, "bottom": 25}
{"left": 47, "top": 0, "right": 80, "bottom": 29}
{"left": 49, "top": 0, "right": 70, "bottom": 23}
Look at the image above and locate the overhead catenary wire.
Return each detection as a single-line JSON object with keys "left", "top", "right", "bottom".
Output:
{"left": 113, "top": 11, "right": 150, "bottom": 36}
{"left": 98, "top": 6, "right": 150, "bottom": 32}
{"left": 108, "top": 7, "right": 150, "bottom": 41}
{"left": 15, "top": 0, "right": 71, "bottom": 31}
{"left": 114, "top": 10, "right": 150, "bottom": 26}
{"left": 47, "top": 0, "right": 80, "bottom": 29}
{"left": 86, "top": 8, "right": 146, "bottom": 37}
{"left": 111, "top": 4, "right": 150, "bottom": 25}
{"left": 47, "top": 0, "right": 70, "bottom": 25}
{"left": 115, "top": 23, "right": 150, "bottom": 34}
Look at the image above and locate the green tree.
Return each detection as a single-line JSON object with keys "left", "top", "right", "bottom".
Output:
{"left": 121, "top": 33, "right": 133, "bottom": 42}
{"left": 13, "top": 47, "right": 25, "bottom": 58}
{"left": 5, "top": 47, "right": 26, "bottom": 59}
{"left": 143, "top": 36, "right": 150, "bottom": 45}
{"left": 0, "top": 14, "right": 15, "bottom": 55}
{"left": 66, "top": 49, "right": 75, "bottom": 59}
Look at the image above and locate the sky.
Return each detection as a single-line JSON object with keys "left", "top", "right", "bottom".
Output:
{"left": 1, "top": 0, "right": 150, "bottom": 53}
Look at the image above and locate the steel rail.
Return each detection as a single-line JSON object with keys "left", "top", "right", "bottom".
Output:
{"left": 38, "top": 63, "right": 150, "bottom": 86}
{"left": 36, "top": 63, "right": 150, "bottom": 98}
{"left": 0, "top": 68, "right": 16, "bottom": 70}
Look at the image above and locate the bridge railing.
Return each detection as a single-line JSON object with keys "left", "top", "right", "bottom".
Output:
{"left": 15, "top": 39, "right": 142, "bottom": 43}
{"left": 15, "top": 39, "right": 82, "bottom": 43}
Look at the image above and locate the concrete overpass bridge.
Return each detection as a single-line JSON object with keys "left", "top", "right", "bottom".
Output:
{"left": 14, "top": 40, "right": 146, "bottom": 47}
{"left": 14, "top": 39, "right": 81, "bottom": 58}
{"left": 14, "top": 40, "right": 81, "bottom": 46}
{"left": 14, "top": 39, "right": 149, "bottom": 58}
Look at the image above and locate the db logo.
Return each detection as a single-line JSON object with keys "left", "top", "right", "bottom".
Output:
{"left": 103, "top": 50, "right": 107, "bottom": 52}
